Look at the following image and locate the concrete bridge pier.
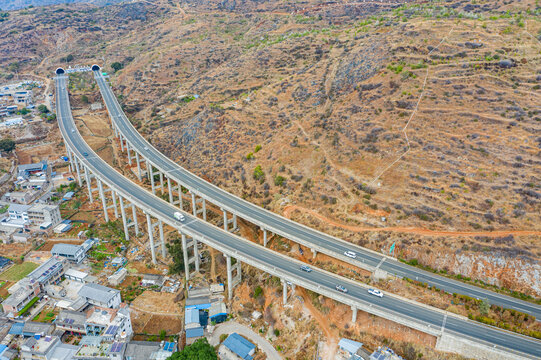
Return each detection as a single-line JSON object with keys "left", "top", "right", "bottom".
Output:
{"left": 82, "top": 166, "right": 95, "bottom": 203}
{"left": 126, "top": 142, "right": 132, "bottom": 165}
{"left": 263, "top": 228, "right": 267, "bottom": 246}
{"left": 159, "top": 171, "right": 164, "bottom": 192}
{"left": 118, "top": 195, "right": 130, "bottom": 241}
{"left": 282, "top": 280, "right": 288, "bottom": 304}
{"left": 159, "top": 220, "right": 166, "bottom": 258}
{"left": 311, "top": 248, "right": 317, "bottom": 259}
{"left": 181, "top": 233, "right": 200, "bottom": 280}
{"left": 148, "top": 161, "right": 156, "bottom": 194}
{"left": 167, "top": 178, "right": 173, "bottom": 203}
{"left": 226, "top": 255, "right": 242, "bottom": 300}
{"left": 131, "top": 204, "right": 139, "bottom": 236}
{"left": 119, "top": 134, "right": 124, "bottom": 152}
{"left": 135, "top": 152, "right": 142, "bottom": 181}
{"left": 73, "top": 156, "right": 82, "bottom": 186}
{"left": 110, "top": 190, "right": 119, "bottom": 218}
{"left": 97, "top": 179, "right": 109, "bottom": 222}
{"left": 145, "top": 213, "right": 157, "bottom": 264}
{"left": 222, "top": 210, "right": 237, "bottom": 232}
{"left": 351, "top": 306, "right": 357, "bottom": 323}
{"left": 191, "top": 194, "right": 207, "bottom": 220}
{"left": 172, "top": 182, "right": 184, "bottom": 210}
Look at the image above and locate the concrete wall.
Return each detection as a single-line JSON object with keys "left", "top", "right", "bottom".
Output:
{"left": 436, "top": 332, "right": 534, "bottom": 360}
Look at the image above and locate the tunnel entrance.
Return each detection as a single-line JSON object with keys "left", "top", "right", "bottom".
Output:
{"left": 91, "top": 64, "right": 100, "bottom": 71}
{"left": 55, "top": 68, "right": 65, "bottom": 75}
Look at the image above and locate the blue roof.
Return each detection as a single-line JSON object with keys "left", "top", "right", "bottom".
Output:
{"left": 0, "top": 344, "right": 7, "bottom": 354}
{"left": 185, "top": 327, "right": 204, "bottom": 338}
{"left": 0, "top": 256, "right": 11, "bottom": 268}
{"left": 8, "top": 322, "right": 24, "bottom": 335}
{"left": 223, "top": 333, "right": 255, "bottom": 360}
{"left": 163, "top": 342, "right": 176, "bottom": 352}
{"left": 185, "top": 308, "right": 200, "bottom": 325}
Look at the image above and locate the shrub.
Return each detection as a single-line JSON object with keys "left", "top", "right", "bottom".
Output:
{"left": 253, "top": 165, "right": 265, "bottom": 182}
{"left": 274, "top": 175, "right": 286, "bottom": 187}
{"left": 253, "top": 286, "right": 263, "bottom": 299}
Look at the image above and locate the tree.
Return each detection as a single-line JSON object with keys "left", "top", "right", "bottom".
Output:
{"left": 165, "top": 238, "right": 185, "bottom": 275}
{"left": 253, "top": 165, "right": 265, "bottom": 182}
{"left": 167, "top": 338, "right": 217, "bottom": 360}
{"left": 81, "top": 95, "right": 89, "bottom": 104}
{"left": 111, "top": 62, "right": 124, "bottom": 72}
{"left": 37, "top": 104, "right": 49, "bottom": 114}
{"left": 159, "top": 329, "right": 166, "bottom": 341}
{"left": 0, "top": 138, "right": 15, "bottom": 152}
{"left": 17, "top": 107, "right": 30, "bottom": 115}
{"left": 479, "top": 298, "right": 490, "bottom": 316}
{"left": 66, "top": 54, "right": 74, "bottom": 62}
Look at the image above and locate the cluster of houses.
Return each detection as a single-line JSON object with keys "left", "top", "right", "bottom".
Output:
{"left": 0, "top": 82, "right": 34, "bottom": 128}
{"left": 0, "top": 160, "right": 73, "bottom": 242}
{"left": 0, "top": 81, "right": 35, "bottom": 114}
{"left": 184, "top": 284, "right": 228, "bottom": 345}
{"left": 0, "top": 238, "right": 180, "bottom": 360}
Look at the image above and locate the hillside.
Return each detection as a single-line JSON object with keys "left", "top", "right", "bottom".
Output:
{"left": 1, "top": 0, "right": 540, "bottom": 295}
{"left": 0, "top": 0, "right": 123, "bottom": 11}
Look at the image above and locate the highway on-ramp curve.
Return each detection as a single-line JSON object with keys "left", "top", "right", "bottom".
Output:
{"left": 57, "top": 74, "right": 541, "bottom": 359}
{"left": 94, "top": 71, "right": 541, "bottom": 320}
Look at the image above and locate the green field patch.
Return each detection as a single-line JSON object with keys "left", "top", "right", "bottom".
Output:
{"left": 0, "top": 262, "right": 39, "bottom": 282}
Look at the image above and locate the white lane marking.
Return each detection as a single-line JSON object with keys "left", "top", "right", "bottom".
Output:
{"left": 441, "top": 314, "right": 447, "bottom": 334}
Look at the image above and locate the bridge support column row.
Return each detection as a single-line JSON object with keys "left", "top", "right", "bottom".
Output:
{"left": 222, "top": 210, "right": 237, "bottom": 232}
{"left": 181, "top": 233, "right": 200, "bottom": 281}
{"left": 226, "top": 255, "right": 241, "bottom": 300}
{"left": 351, "top": 306, "right": 357, "bottom": 323}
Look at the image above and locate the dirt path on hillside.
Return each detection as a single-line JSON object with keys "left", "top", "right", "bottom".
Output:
{"left": 297, "top": 288, "right": 338, "bottom": 359}
{"left": 283, "top": 205, "right": 541, "bottom": 237}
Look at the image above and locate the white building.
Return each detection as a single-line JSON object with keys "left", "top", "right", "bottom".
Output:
{"left": 51, "top": 243, "right": 86, "bottom": 263}
{"left": 78, "top": 283, "right": 122, "bottom": 309}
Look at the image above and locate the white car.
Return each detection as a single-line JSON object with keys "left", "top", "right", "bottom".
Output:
{"left": 71, "top": 129, "right": 75, "bottom": 133}
{"left": 335, "top": 285, "right": 348, "bottom": 293}
{"left": 344, "top": 251, "right": 357, "bottom": 259}
{"left": 174, "top": 212, "right": 185, "bottom": 222}
{"left": 368, "top": 288, "right": 384, "bottom": 298}
{"left": 144, "top": 146, "right": 149, "bottom": 151}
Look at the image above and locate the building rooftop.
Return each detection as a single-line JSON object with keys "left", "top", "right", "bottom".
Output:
{"left": 56, "top": 309, "right": 87, "bottom": 328}
{"left": 86, "top": 307, "right": 116, "bottom": 325}
{"left": 2, "top": 286, "right": 34, "bottom": 308}
{"left": 22, "top": 322, "right": 54, "bottom": 335}
{"left": 223, "top": 333, "right": 256, "bottom": 360}
{"left": 185, "top": 308, "right": 200, "bottom": 325}
{"left": 51, "top": 243, "right": 82, "bottom": 256}
{"left": 65, "top": 268, "right": 89, "bottom": 280}
{"left": 75, "top": 336, "right": 111, "bottom": 358}
{"left": 27, "top": 256, "right": 63, "bottom": 284}
{"left": 339, "top": 338, "right": 364, "bottom": 355}
{"left": 78, "top": 283, "right": 119, "bottom": 304}
{"left": 124, "top": 341, "right": 161, "bottom": 360}
{"left": 22, "top": 335, "right": 59, "bottom": 354}
{"left": 8, "top": 203, "right": 31, "bottom": 213}
{"left": 185, "top": 327, "right": 204, "bottom": 339}
{"left": 209, "top": 301, "right": 227, "bottom": 318}
{"left": 50, "top": 343, "right": 79, "bottom": 359}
